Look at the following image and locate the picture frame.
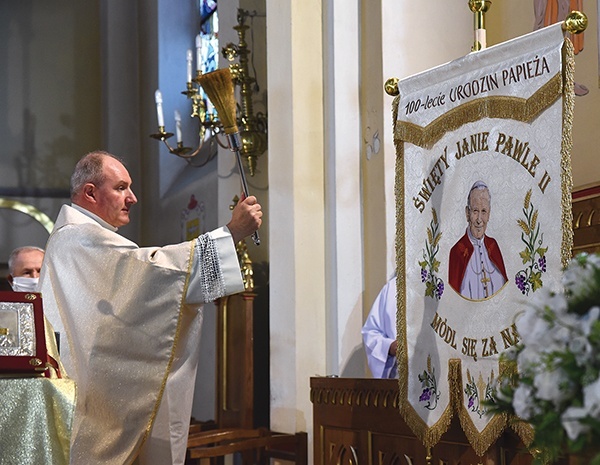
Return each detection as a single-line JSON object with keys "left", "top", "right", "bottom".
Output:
{"left": 0, "top": 291, "right": 48, "bottom": 376}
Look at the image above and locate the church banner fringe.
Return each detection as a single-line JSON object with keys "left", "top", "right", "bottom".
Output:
{"left": 392, "top": 23, "right": 574, "bottom": 456}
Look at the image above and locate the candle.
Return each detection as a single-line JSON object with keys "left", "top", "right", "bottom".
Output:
{"left": 155, "top": 89, "right": 164, "bottom": 128}
{"left": 196, "top": 34, "right": 203, "bottom": 72}
{"left": 186, "top": 49, "right": 193, "bottom": 83}
{"left": 174, "top": 110, "right": 182, "bottom": 143}
{"left": 206, "top": 97, "right": 214, "bottom": 117}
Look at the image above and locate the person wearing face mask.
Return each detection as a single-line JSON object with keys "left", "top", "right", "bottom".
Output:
{"left": 7, "top": 246, "right": 45, "bottom": 292}
{"left": 4, "top": 246, "right": 63, "bottom": 378}
{"left": 448, "top": 180, "right": 508, "bottom": 300}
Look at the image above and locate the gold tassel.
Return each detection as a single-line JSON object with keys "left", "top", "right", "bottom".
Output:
{"left": 197, "top": 68, "right": 238, "bottom": 135}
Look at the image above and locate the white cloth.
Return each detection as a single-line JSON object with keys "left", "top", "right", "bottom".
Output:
{"left": 40, "top": 204, "right": 244, "bottom": 465}
{"left": 361, "top": 277, "right": 398, "bottom": 378}
{"left": 460, "top": 229, "right": 507, "bottom": 300}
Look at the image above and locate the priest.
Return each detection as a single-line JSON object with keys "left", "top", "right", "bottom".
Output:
{"left": 361, "top": 275, "right": 398, "bottom": 378}
{"left": 39, "top": 151, "right": 262, "bottom": 465}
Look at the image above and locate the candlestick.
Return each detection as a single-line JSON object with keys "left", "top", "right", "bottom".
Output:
{"left": 155, "top": 89, "right": 165, "bottom": 127}
{"left": 150, "top": 9, "right": 267, "bottom": 174}
{"left": 186, "top": 49, "right": 193, "bottom": 83}
{"left": 196, "top": 34, "right": 202, "bottom": 72}
{"left": 175, "top": 110, "right": 182, "bottom": 143}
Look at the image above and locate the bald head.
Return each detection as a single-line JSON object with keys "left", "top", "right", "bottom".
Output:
{"left": 8, "top": 246, "right": 45, "bottom": 286}
{"left": 71, "top": 151, "right": 138, "bottom": 228}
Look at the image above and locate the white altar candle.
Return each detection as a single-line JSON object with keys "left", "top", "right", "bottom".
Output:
{"left": 174, "top": 110, "right": 182, "bottom": 143}
{"left": 155, "top": 90, "right": 165, "bottom": 128}
{"left": 186, "top": 49, "right": 193, "bottom": 83}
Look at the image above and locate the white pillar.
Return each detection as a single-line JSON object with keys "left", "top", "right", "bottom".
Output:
{"left": 266, "top": 0, "right": 327, "bottom": 437}
{"left": 323, "top": 0, "right": 364, "bottom": 377}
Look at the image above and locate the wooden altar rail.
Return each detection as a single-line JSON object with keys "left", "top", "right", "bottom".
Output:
{"left": 310, "top": 377, "right": 539, "bottom": 465}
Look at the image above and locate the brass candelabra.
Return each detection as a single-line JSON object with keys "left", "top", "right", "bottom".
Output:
{"left": 150, "top": 9, "right": 267, "bottom": 176}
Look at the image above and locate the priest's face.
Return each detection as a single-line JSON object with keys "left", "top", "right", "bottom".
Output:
{"left": 466, "top": 188, "right": 490, "bottom": 240}
{"left": 94, "top": 157, "right": 138, "bottom": 227}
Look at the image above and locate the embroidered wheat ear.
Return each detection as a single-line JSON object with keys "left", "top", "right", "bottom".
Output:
{"left": 427, "top": 354, "right": 432, "bottom": 373}
{"left": 517, "top": 219, "right": 531, "bottom": 235}
{"left": 432, "top": 208, "right": 438, "bottom": 224}
{"left": 524, "top": 189, "right": 532, "bottom": 210}
{"left": 427, "top": 227, "right": 433, "bottom": 244}
{"left": 531, "top": 210, "right": 538, "bottom": 231}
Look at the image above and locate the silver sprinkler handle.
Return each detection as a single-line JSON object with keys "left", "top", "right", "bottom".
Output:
{"left": 226, "top": 132, "right": 260, "bottom": 246}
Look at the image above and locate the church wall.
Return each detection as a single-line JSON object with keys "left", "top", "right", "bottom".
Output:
{"left": 487, "top": 0, "right": 600, "bottom": 189}
{"left": 267, "top": 0, "right": 328, "bottom": 438}
{"left": 0, "top": 0, "right": 101, "bottom": 263}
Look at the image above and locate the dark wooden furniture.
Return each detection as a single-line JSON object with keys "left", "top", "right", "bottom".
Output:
{"left": 311, "top": 377, "right": 539, "bottom": 465}
{"left": 572, "top": 184, "right": 600, "bottom": 254}
{"left": 186, "top": 291, "right": 307, "bottom": 465}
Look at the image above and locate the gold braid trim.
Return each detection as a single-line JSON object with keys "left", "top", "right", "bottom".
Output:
{"left": 450, "top": 360, "right": 508, "bottom": 457}
{"left": 510, "top": 419, "right": 535, "bottom": 448}
{"left": 561, "top": 38, "right": 575, "bottom": 266}
{"left": 394, "top": 73, "right": 562, "bottom": 150}
{"left": 395, "top": 92, "right": 454, "bottom": 449}
{"left": 137, "top": 241, "right": 196, "bottom": 459}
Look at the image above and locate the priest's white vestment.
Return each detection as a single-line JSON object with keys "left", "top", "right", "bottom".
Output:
{"left": 361, "top": 276, "right": 398, "bottom": 378}
{"left": 40, "top": 204, "right": 244, "bottom": 465}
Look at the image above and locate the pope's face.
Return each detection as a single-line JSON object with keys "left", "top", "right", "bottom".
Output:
{"left": 466, "top": 189, "right": 490, "bottom": 240}
{"left": 93, "top": 157, "right": 138, "bottom": 228}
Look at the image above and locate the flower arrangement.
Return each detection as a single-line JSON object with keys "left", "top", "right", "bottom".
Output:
{"left": 489, "top": 253, "right": 600, "bottom": 465}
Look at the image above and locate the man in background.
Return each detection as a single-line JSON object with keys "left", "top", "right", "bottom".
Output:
{"left": 3, "top": 246, "right": 63, "bottom": 377}
{"left": 362, "top": 275, "right": 398, "bottom": 379}
{"left": 40, "top": 150, "right": 262, "bottom": 465}
{"left": 6, "top": 246, "right": 44, "bottom": 292}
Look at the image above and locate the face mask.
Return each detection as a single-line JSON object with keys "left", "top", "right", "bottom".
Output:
{"left": 11, "top": 277, "right": 39, "bottom": 293}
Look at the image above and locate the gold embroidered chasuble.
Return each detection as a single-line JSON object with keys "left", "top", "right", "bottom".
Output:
{"left": 40, "top": 204, "right": 243, "bottom": 464}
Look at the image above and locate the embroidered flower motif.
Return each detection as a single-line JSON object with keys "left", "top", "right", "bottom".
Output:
{"left": 418, "top": 354, "right": 440, "bottom": 410}
{"left": 419, "top": 208, "right": 444, "bottom": 300}
{"left": 464, "top": 369, "right": 495, "bottom": 419}
{"left": 515, "top": 189, "right": 547, "bottom": 295}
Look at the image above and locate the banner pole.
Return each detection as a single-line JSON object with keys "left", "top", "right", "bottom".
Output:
{"left": 468, "top": 0, "right": 492, "bottom": 51}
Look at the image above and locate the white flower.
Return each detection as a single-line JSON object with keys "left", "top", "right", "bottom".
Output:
{"left": 569, "top": 335, "right": 593, "bottom": 365}
{"left": 516, "top": 307, "right": 552, "bottom": 348}
{"left": 513, "top": 384, "right": 536, "bottom": 420}
{"left": 561, "top": 406, "right": 590, "bottom": 440}
{"left": 579, "top": 306, "right": 600, "bottom": 336}
{"left": 583, "top": 377, "right": 600, "bottom": 418}
{"left": 544, "top": 323, "right": 570, "bottom": 349}
{"left": 533, "top": 368, "right": 572, "bottom": 405}
{"left": 517, "top": 346, "right": 544, "bottom": 378}
{"left": 563, "top": 256, "right": 597, "bottom": 299}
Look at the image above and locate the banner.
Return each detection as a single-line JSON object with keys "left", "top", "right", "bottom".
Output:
{"left": 393, "top": 23, "right": 574, "bottom": 454}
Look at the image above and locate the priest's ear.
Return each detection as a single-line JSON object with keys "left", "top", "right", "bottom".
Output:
{"left": 82, "top": 183, "right": 97, "bottom": 203}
